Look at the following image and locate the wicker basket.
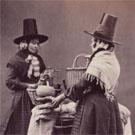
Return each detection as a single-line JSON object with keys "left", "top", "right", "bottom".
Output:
{"left": 27, "top": 67, "right": 58, "bottom": 105}
{"left": 27, "top": 88, "right": 39, "bottom": 105}
{"left": 54, "top": 115, "right": 74, "bottom": 135}
{"left": 66, "top": 54, "right": 90, "bottom": 87}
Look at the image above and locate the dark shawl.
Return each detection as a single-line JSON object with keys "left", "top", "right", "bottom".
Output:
{"left": 1, "top": 50, "right": 46, "bottom": 135}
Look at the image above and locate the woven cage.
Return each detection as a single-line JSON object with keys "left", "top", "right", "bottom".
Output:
{"left": 66, "top": 54, "right": 90, "bottom": 87}
{"left": 54, "top": 114, "right": 74, "bottom": 135}
{"left": 27, "top": 88, "right": 39, "bottom": 105}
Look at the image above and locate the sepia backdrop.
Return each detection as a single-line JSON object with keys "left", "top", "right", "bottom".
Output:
{"left": 1, "top": 0, "right": 135, "bottom": 134}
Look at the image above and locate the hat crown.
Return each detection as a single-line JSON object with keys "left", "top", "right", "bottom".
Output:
{"left": 95, "top": 13, "right": 118, "bottom": 41}
{"left": 14, "top": 18, "right": 48, "bottom": 44}
{"left": 100, "top": 13, "right": 117, "bottom": 28}
{"left": 84, "top": 13, "right": 120, "bottom": 45}
{"left": 23, "top": 18, "right": 38, "bottom": 36}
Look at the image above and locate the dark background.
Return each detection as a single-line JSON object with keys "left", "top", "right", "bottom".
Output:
{"left": 1, "top": 0, "right": 135, "bottom": 134}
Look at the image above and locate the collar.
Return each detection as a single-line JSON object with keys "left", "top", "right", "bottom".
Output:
{"left": 90, "top": 48, "right": 105, "bottom": 62}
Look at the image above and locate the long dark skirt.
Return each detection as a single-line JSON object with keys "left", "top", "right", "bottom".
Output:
{"left": 5, "top": 91, "right": 33, "bottom": 135}
{"left": 71, "top": 92, "right": 123, "bottom": 135}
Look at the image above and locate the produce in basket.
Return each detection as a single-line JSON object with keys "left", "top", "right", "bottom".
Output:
{"left": 36, "top": 68, "right": 59, "bottom": 97}
{"left": 27, "top": 67, "right": 59, "bottom": 105}
{"left": 36, "top": 83, "right": 55, "bottom": 97}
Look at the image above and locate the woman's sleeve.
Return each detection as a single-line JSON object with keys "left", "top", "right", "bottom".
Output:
{"left": 65, "top": 75, "right": 90, "bottom": 102}
{"left": 6, "top": 62, "right": 28, "bottom": 91}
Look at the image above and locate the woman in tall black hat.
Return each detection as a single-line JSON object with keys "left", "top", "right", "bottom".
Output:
{"left": 52, "top": 13, "right": 123, "bottom": 135}
{"left": 4, "top": 18, "right": 48, "bottom": 135}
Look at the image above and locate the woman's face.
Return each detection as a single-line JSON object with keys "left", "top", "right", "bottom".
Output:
{"left": 28, "top": 39, "right": 40, "bottom": 54}
{"left": 90, "top": 37, "right": 98, "bottom": 52}
{"left": 90, "top": 37, "right": 110, "bottom": 52}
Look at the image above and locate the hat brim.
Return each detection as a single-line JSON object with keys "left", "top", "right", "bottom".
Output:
{"left": 14, "top": 34, "right": 48, "bottom": 44}
{"left": 84, "top": 30, "right": 121, "bottom": 45}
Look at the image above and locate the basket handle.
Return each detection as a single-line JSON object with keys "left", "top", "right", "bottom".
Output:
{"left": 72, "top": 53, "right": 90, "bottom": 68}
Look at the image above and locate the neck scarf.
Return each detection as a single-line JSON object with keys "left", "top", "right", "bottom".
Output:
{"left": 25, "top": 54, "right": 40, "bottom": 78}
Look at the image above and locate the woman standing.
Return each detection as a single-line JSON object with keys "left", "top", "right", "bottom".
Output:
{"left": 4, "top": 18, "right": 48, "bottom": 135}
{"left": 52, "top": 13, "right": 123, "bottom": 135}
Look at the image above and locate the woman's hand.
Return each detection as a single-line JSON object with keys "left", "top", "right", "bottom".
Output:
{"left": 36, "top": 96, "right": 54, "bottom": 103}
{"left": 32, "top": 103, "right": 53, "bottom": 121}
{"left": 52, "top": 93, "right": 66, "bottom": 108}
